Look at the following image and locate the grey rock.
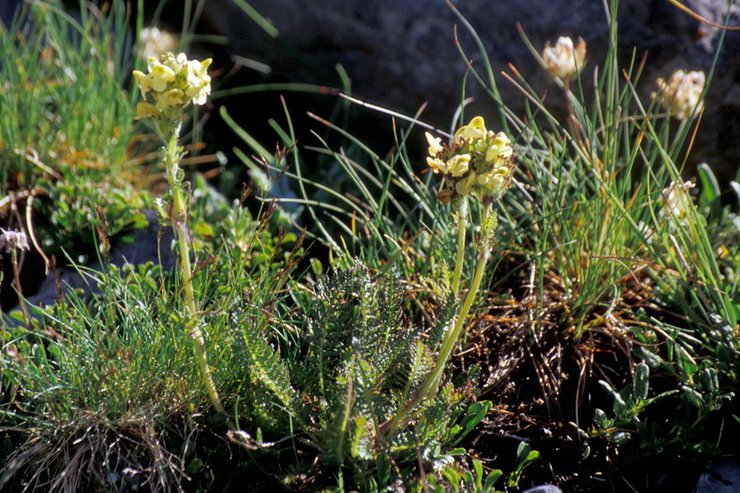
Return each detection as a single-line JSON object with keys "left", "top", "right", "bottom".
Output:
{"left": 202, "top": 0, "right": 739, "bottom": 182}
{"left": 0, "top": 0, "right": 22, "bottom": 28}
{"left": 3, "top": 210, "right": 174, "bottom": 325}
{"left": 694, "top": 459, "right": 740, "bottom": 493}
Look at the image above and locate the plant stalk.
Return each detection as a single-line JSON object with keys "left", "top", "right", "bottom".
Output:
{"left": 451, "top": 197, "right": 468, "bottom": 297}
{"left": 381, "top": 202, "right": 493, "bottom": 437}
{"left": 163, "top": 125, "right": 226, "bottom": 417}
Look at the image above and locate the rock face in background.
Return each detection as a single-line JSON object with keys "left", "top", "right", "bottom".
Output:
{"left": 2, "top": 210, "right": 174, "bottom": 326}
{"left": 201, "top": 0, "right": 739, "bottom": 182}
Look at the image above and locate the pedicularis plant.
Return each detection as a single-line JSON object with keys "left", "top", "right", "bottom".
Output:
{"left": 381, "top": 116, "right": 515, "bottom": 436}
{"left": 131, "top": 53, "right": 225, "bottom": 416}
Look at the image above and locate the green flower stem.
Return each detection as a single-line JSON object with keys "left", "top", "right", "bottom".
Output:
{"left": 381, "top": 202, "right": 493, "bottom": 437}
{"left": 451, "top": 197, "right": 468, "bottom": 297}
{"left": 163, "top": 126, "right": 226, "bottom": 417}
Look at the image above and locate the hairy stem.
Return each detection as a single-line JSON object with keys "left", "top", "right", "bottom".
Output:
{"left": 381, "top": 202, "right": 493, "bottom": 437}
{"left": 11, "top": 249, "right": 29, "bottom": 326}
{"left": 451, "top": 197, "right": 468, "bottom": 297}
{"left": 163, "top": 125, "right": 226, "bottom": 417}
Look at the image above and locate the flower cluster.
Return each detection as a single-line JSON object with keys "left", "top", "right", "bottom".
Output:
{"left": 542, "top": 36, "right": 587, "bottom": 81}
{"left": 133, "top": 52, "right": 211, "bottom": 122}
{"left": 138, "top": 27, "right": 179, "bottom": 60}
{"left": 0, "top": 229, "right": 29, "bottom": 254}
{"left": 653, "top": 70, "right": 705, "bottom": 120}
{"left": 661, "top": 180, "right": 695, "bottom": 223}
{"left": 426, "top": 116, "right": 514, "bottom": 202}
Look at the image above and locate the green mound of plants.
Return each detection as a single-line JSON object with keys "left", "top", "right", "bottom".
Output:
{"left": 1, "top": 0, "right": 738, "bottom": 491}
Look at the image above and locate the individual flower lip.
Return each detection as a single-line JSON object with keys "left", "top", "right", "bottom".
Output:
{"left": 132, "top": 52, "right": 212, "bottom": 121}
{"left": 426, "top": 132, "right": 444, "bottom": 156}
{"left": 542, "top": 36, "right": 587, "bottom": 81}
{"left": 447, "top": 154, "right": 471, "bottom": 177}
{"left": 653, "top": 70, "right": 705, "bottom": 120}
{"left": 426, "top": 116, "right": 515, "bottom": 202}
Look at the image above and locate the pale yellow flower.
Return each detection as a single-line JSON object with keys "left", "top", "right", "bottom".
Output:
{"left": 477, "top": 171, "right": 505, "bottom": 191}
{"left": 427, "top": 156, "right": 448, "bottom": 174}
{"left": 653, "top": 70, "right": 705, "bottom": 120}
{"left": 135, "top": 101, "right": 159, "bottom": 120}
{"left": 454, "top": 116, "right": 487, "bottom": 142}
{"left": 155, "top": 88, "right": 186, "bottom": 111}
{"left": 147, "top": 60, "right": 177, "bottom": 92}
{"left": 426, "top": 132, "right": 444, "bottom": 156}
{"left": 485, "top": 132, "right": 513, "bottom": 163}
{"left": 132, "top": 70, "right": 152, "bottom": 96}
{"left": 455, "top": 172, "right": 478, "bottom": 196}
{"left": 542, "top": 36, "right": 587, "bottom": 81}
{"left": 185, "top": 59, "right": 212, "bottom": 104}
{"left": 447, "top": 154, "right": 471, "bottom": 177}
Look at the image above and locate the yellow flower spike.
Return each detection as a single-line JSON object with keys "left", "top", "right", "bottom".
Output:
{"left": 425, "top": 132, "right": 444, "bottom": 156}
{"left": 133, "top": 52, "right": 212, "bottom": 121}
{"left": 447, "top": 154, "right": 471, "bottom": 177}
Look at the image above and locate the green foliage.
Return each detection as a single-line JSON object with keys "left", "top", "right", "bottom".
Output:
{"left": 430, "top": 441, "right": 542, "bottom": 493}
{"left": 294, "top": 266, "right": 483, "bottom": 485}
{"left": 593, "top": 363, "right": 679, "bottom": 448}
{"left": 39, "top": 179, "right": 151, "bottom": 255}
{"left": 0, "top": 0, "right": 139, "bottom": 192}
{"left": 508, "top": 441, "right": 541, "bottom": 488}
{"left": 0, "top": 263, "right": 202, "bottom": 489}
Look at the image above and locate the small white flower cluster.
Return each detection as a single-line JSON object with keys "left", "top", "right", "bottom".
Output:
{"left": 661, "top": 180, "right": 695, "bottom": 223}
{"left": 138, "top": 27, "right": 180, "bottom": 61}
{"left": 653, "top": 70, "right": 705, "bottom": 121}
{"left": 0, "top": 229, "right": 29, "bottom": 253}
{"left": 542, "top": 36, "right": 587, "bottom": 81}
{"left": 133, "top": 52, "right": 211, "bottom": 122}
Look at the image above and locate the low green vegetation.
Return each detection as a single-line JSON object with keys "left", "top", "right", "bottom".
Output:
{"left": 1, "top": 0, "right": 738, "bottom": 491}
